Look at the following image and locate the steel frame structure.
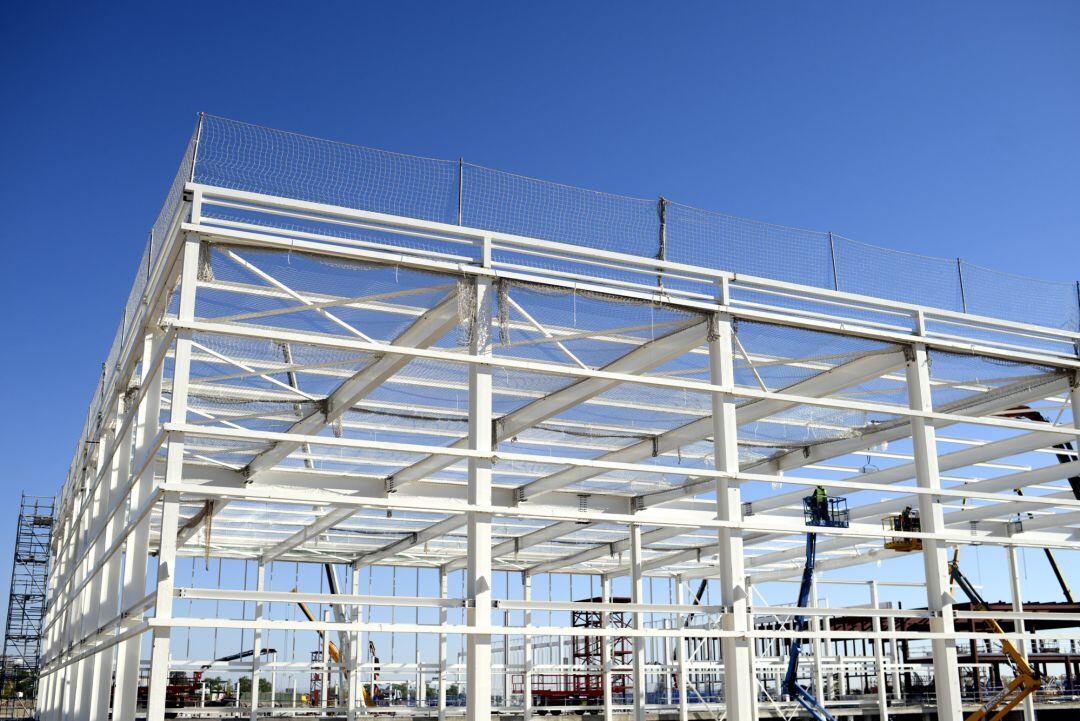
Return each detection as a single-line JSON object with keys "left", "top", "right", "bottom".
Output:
{"left": 34, "top": 120, "right": 1080, "bottom": 721}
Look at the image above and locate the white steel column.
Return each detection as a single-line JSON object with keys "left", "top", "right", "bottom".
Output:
{"left": 113, "top": 331, "right": 165, "bottom": 719}
{"left": 348, "top": 563, "right": 362, "bottom": 721}
{"left": 1006, "top": 546, "right": 1035, "bottom": 721}
{"left": 438, "top": 567, "right": 448, "bottom": 721}
{"left": 708, "top": 313, "right": 754, "bottom": 721}
{"left": 523, "top": 573, "right": 533, "bottom": 721}
{"left": 466, "top": 277, "right": 494, "bottom": 721}
{"left": 250, "top": 562, "right": 266, "bottom": 720}
{"left": 675, "top": 577, "right": 688, "bottom": 721}
{"left": 74, "top": 430, "right": 111, "bottom": 721}
{"left": 147, "top": 236, "right": 201, "bottom": 720}
{"left": 601, "top": 575, "right": 613, "bottom": 721}
{"left": 90, "top": 393, "right": 135, "bottom": 721}
{"left": 888, "top": 614, "right": 903, "bottom": 702}
{"left": 869, "top": 582, "right": 889, "bottom": 721}
{"left": 629, "top": 523, "right": 646, "bottom": 721}
{"left": 905, "top": 344, "right": 963, "bottom": 721}
{"left": 810, "top": 579, "right": 824, "bottom": 707}
{"left": 322, "top": 610, "right": 331, "bottom": 710}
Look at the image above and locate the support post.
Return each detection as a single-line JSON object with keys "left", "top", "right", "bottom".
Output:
{"left": 113, "top": 330, "right": 165, "bottom": 721}
{"left": 810, "top": 579, "right": 825, "bottom": 706}
{"left": 147, "top": 236, "right": 201, "bottom": 720}
{"left": 322, "top": 610, "right": 330, "bottom": 710}
{"left": 601, "top": 575, "right": 614, "bottom": 721}
{"left": 466, "top": 278, "right": 494, "bottom": 721}
{"left": 523, "top": 573, "right": 533, "bottom": 721}
{"left": 89, "top": 392, "right": 135, "bottom": 721}
{"left": 869, "top": 582, "right": 889, "bottom": 721}
{"left": 250, "top": 562, "right": 266, "bottom": 720}
{"left": 675, "top": 577, "right": 688, "bottom": 721}
{"left": 1006, "top": 546, "right": 1036, "bottom": 721}
{"left": 438, "top": 567, "right": 448, "bottom": 721}
{"left": 708, "top": 313, "right": 754, "bottom": 721}
{"left": 629, "top": 523, "right": 646, "bottom": 721}
{"left": 905, "top": 344, "right": 963, "bottom": 721}
{"left": 348, "top": 563, "right": 362, "bottom": 721}
{"left": 888, "top": 614, "right": 902, "bottom": 701}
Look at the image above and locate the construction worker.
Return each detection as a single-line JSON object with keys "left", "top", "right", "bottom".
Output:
{"left": 900, "top": 505, "right": 914, "bottom": 532}
{"left": 813, "top": 485, "right": 828, "bottom": 523}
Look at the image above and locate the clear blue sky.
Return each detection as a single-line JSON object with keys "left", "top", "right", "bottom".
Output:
{"left": 2, "top": 2, "right": 1079, "bottom": 626}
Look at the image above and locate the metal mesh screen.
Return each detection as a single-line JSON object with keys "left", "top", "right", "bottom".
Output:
{"left": 188, "top": 116, "right": 1080, "bottom": 336}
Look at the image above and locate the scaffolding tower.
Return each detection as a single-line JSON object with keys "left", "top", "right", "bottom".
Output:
{"left": 0, "top": 495, "right": 53, "bottom": 718}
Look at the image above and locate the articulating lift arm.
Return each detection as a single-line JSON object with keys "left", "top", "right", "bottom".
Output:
{"left": 949, "top": 562, "right": 1042, "bottom": 721}
{"left": 782, "top": 531, "right": 837, "bottom": 721}
{"left": 293, "top": 590, "right": 379, "bottom": 707}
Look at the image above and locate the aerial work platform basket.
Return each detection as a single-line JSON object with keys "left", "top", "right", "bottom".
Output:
{"left": 883, "top": 509, "right": 922, "bottom": 551}
{"left": 802, "top": 495, "right": 849, "bottom": 528}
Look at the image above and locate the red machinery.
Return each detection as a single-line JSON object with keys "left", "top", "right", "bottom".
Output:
{"left": 513, "top": 596, "right": 632, "bottom": 711}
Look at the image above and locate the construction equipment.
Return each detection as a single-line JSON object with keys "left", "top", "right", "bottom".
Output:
{"left": 134, "top": 647, "right": 276, "bottom": 709}
{"left": 949, "top": 561, "right": 1042, "bottom": 721}
{"left": 782, "top": 492, "right": 848, "bottom": 721}
{"left": 293, "top": 591, "right": 380, "bottom": 706}
{"left": 883, "top": 507, "right": 922, "bottom": 552}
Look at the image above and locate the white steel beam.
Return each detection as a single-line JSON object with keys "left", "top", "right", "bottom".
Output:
{"left": 444, "top": 520, "right": 592, "bottom": 573}
{"left": 709, "top": 314, "right": 754, "bottom": 721}
{"left": 244, "top": 290, "right": 459, "bottom": 478}
{"left": 389, "top": 319, "right": 707, "bottom": 492}
{"left": 466, "top": 278, "right": 494, "bottom": 721}
{"left": 147, "top": 236, "right": 200, "bottom": 720}
{"left": 906, "top": 344, "right": 963, "bottom": 721}
{"left": 636, "top": 372, "right": 1067, "bottom": 510}
{"left": 518, "top": 349, "right": 905, "bottom": 501}
{"left": 261, "top": 319, "right": 706, "bottom": 562}
{"left": 113, "top": 333, "right": 166, "bottom": 721}
{"left": 629, "top": 523, "right": 646, "bottom": 721}
{"left": 1006, "top": 545, "right": 1035, "bottom": 721}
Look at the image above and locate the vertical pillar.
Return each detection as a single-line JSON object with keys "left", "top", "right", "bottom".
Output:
{"left": 810, "top": 579, "right": 825, "bottom": 705}
{"left": 90, "top": 391, "right": 137, "bottom": 721}
{"left": 601, "top": 575, "right": 614, "bottom": 721}
{"left": 147, "top": 236, "right": 201, "bottom": 720}
{"left": 523, "top": 573, "right": 533, "bottom": 721}
{"left": 250, "top": 562, "right": 266, "bottom": 720}
{"left": 629, "top": 523, "right": 647, "bottom": 721}
{"left": 663, "top": 622, "right": 672, "bottom": 706}
{"left": 74, "top": 432, "right": 111, "bottom": 721}
{"left": 708, "top": 313, "right": 754, "bottom": 721}
{"left": 1006, "top": 547, "right": 1035, "bottom": 721}
{"left": 746, "top": 577, "right": 759, "bottom": 721}
{"left": 322, "top": 610, "right": 331, "bottom": 710}
{"left": 348, "top": 563, "right": 362, "bottom": 721}
{"left": 869, "top": 582, "right": 889, "bottom": 721}
{"left": 438, "top": 567, "right": 448, "bottom": 721}
{"left": 114, "top": 330, "right": 165, "bottom": 720}
{"left": 675, "top": 577, "right": 688, "bottom": 721}
{"left": 887, "top": 614, "right": 902, "bottom": 701}
{"left": 905, "top": 344, "right": 963, "bottom": 721}
{"left": 466, "top": 278, "right": 494, "bottom": 721}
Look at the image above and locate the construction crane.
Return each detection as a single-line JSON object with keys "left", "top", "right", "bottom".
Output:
{"left": 782, "top": 489, "right": 849, "bottom": 721}
{"left": 949, "top": 561, "right": 1042, "bottom": 721}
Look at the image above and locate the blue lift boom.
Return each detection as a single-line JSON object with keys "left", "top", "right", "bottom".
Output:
{"left": 782, "top": 493, "right": 849, "bottom": 721}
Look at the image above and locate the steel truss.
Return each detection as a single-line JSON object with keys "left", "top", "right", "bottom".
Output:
{"left": 35, "top": 123, "right": 1080, "bottom": 721}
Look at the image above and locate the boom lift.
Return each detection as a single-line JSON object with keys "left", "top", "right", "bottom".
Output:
{"left": 782, "top": 491, "right": 849, "bottom": 721}
{"left": 293, "top": 591, "right": 380, "bottom": 707}
{"left": 949, "top": 562, "right": 1042, "bottom": 721}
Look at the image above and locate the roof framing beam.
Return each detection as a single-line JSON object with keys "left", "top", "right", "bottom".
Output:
{"left": 177, "top": 290, "right": 459, "bottom": 547}
{"left": 517, "top": 348, "right": 906, "bottom": 501}
{"left": 257, "top": 319, "right": 707, "bottom": 562}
